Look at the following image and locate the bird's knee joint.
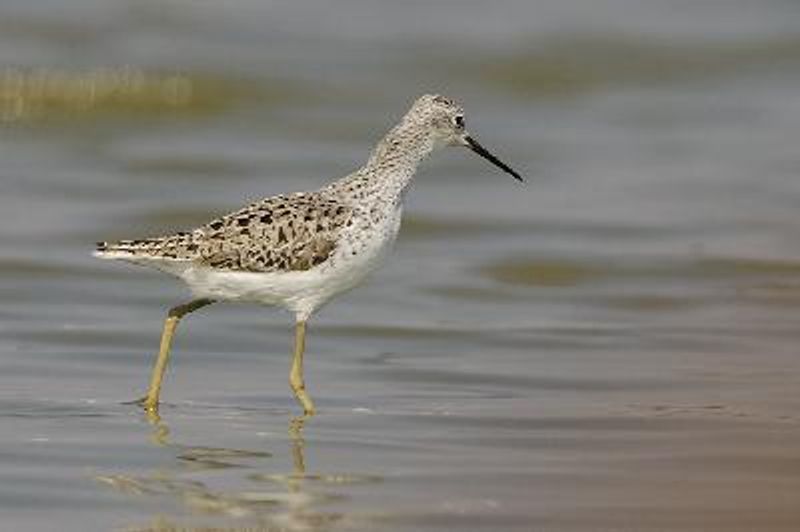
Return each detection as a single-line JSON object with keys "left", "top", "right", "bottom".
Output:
{"left": 167, "top": 308, "right": 184, "bottom": 319}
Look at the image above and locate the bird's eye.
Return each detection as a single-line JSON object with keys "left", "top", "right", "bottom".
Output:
{"left": 454, "top": 115, "right": 465, "bottom": 128}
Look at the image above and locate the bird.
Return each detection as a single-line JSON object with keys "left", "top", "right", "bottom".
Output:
{"left": 94, "top": 94, "right": 523, "bottom": 416}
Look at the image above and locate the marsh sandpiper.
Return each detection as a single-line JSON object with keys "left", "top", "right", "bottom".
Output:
{"left": 95, "top": 94, "right": 523, "bottom": 416}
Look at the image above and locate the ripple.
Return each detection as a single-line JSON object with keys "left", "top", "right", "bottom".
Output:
{"left": 364, "top": 366, "right": 674, "bottom": 392}
{"left": 481, "top": 258, "right": 601, "bottom": 287}
{"left": 480, "top": 255, "right": 800, "bottom": 288}
{"left": 177, "top": 446, "right": 272, "bottom": 470}
{"left": 446, "top": 35, "right": 800, "bottom": 97}
{"left": 248, "top": 472, "right": 382, "bottom": 486}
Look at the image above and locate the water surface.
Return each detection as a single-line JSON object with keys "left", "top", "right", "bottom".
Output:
{"left": 2, "top": 1, "right": 800, "bottom": 530}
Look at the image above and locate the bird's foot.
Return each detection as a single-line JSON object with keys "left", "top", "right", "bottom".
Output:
{"left": 122, "top": 395, "right": 159, "bottom": 412}
{"left": 122, "top": 395, "right": 149, "bottom": 406}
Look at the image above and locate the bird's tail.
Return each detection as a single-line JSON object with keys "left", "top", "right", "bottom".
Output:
{"left": 93, "top": 233, "right": 195, "bottom": 261}
{"left": 94, "top": 240, "right": 149, "bottom": 260}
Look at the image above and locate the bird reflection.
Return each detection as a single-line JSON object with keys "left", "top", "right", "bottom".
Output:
{"left": 96, "top": 411, "right": 381, "bottom": 531}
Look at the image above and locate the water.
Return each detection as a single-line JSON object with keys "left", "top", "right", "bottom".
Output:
{"left": 2, "top": 0, "right": 800, "bottom": 530}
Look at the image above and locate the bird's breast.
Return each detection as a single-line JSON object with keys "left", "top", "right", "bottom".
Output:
{"left": 334, "top": 202, "right": 403, "bottom": 271}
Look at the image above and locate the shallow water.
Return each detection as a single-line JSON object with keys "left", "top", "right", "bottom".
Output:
{"left": 3, "top": 1, "right": 800, "bottom": 530}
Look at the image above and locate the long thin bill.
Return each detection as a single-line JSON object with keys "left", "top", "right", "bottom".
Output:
{"left": 465, "top": 135, "right": 523, "bottom": 182}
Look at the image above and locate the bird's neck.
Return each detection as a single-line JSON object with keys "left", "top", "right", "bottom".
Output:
{"left": 327, "top": 120, "right": 436, "bottom": 205}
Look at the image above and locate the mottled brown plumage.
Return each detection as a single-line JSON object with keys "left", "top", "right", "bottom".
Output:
{"left": 97, "top": 192, "right": 353, "bottom": 272}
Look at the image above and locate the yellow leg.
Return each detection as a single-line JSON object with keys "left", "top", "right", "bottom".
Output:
{"left": 138, "top": 298, "right": 214, "bottom": 413}
{"left": 289, "top": 320, "right": 316, "bottom": 415}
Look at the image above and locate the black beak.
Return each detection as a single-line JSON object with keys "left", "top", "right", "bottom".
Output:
{"left": 465, "top": 135, "right": 523, "bottom": 182}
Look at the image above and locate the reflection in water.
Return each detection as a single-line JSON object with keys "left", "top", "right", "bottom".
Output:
{"left": 95, "top": 413, "right": 382, "bottom": 531}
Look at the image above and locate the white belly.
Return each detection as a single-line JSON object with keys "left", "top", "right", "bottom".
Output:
{"left": 180, "top": 207, "right": 403, "bottom": 321}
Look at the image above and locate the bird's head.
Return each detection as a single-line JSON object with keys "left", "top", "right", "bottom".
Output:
{"left": 405, "top": 94, "right": 523, "bottom": 182}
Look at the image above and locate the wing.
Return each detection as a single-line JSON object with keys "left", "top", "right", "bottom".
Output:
{"left": 194, "top": 192, "right": 353, "bottom": 273}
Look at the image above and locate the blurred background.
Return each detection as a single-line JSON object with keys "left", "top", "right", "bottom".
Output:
{"left": 2, "top": 0, "right": 800, "bottom": 530}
